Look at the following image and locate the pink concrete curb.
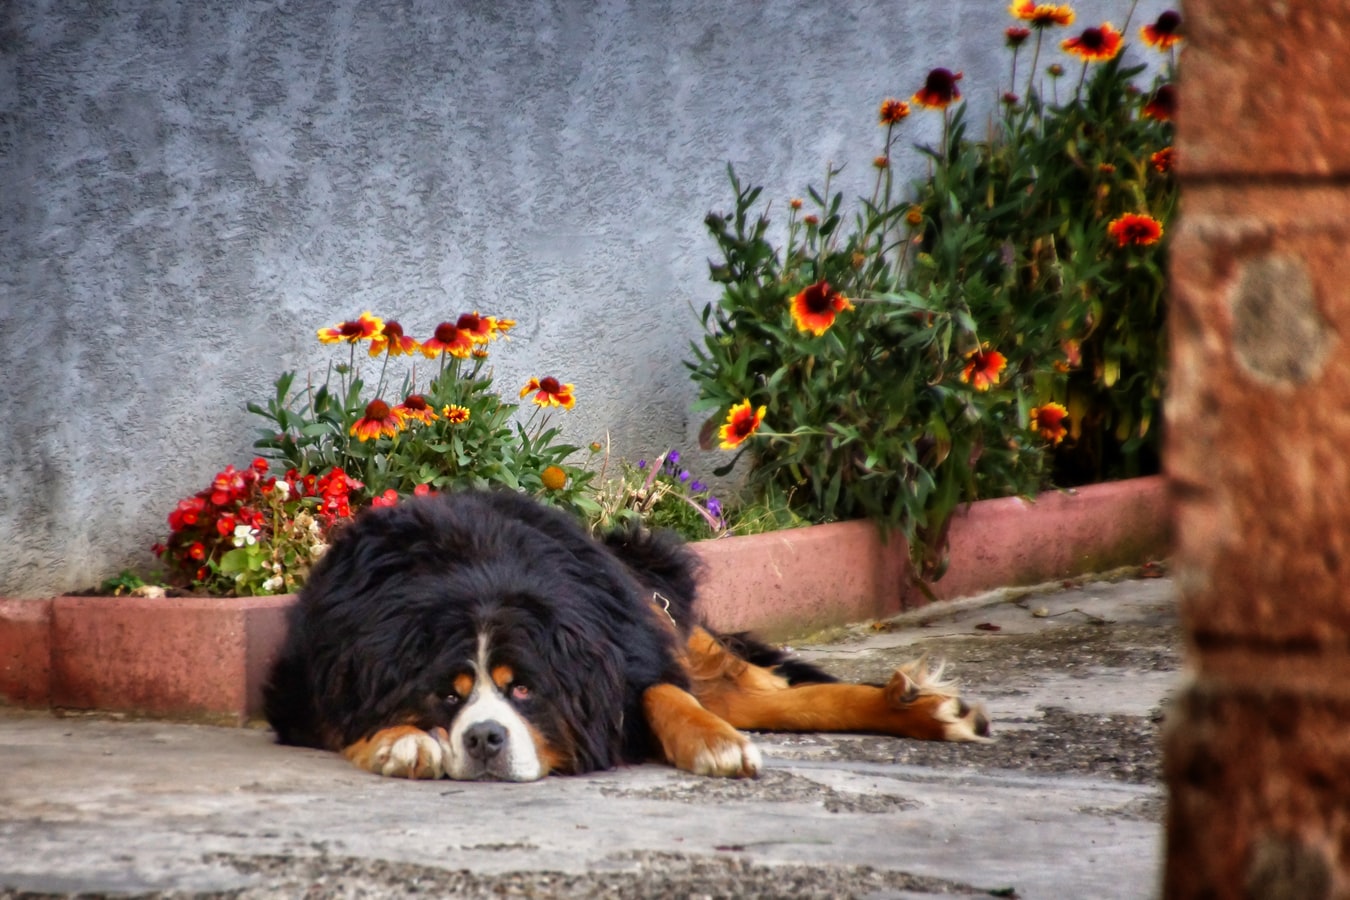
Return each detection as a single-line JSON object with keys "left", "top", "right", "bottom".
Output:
{"left": 0, "top": 476, "right": 1168, "bottom": 723}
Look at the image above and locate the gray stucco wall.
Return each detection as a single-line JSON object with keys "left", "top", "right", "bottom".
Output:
{"left": 0, "top": 0, "right": 1168, "bottom": 595}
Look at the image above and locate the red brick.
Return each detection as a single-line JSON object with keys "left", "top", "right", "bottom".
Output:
{"left": 0, "top": 598, "right": 52, "bottom": 706}
{"left": 1178, "top": 0, "right": 1350, "bottom": 178}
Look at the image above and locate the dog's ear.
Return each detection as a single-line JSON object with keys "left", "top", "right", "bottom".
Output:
{"left": 543, "top": 620, "right": 629, "bottom": 772}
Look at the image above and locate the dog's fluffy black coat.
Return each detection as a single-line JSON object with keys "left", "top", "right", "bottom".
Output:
{"left": 263, "top": 490, "right": 830, "bottom": 774}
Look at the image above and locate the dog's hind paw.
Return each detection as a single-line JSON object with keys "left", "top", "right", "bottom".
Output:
{"left": 342, "top": 726, "right": 447, "bottom": 779}
{"left": 688, "top": 727, "right": 763, "bottom": 778}
{"left": 884, "top": 658, "right": 992, "bottom": 743}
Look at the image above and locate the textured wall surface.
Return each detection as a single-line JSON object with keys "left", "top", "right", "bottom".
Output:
{"left": 1165, "top": 0, "right": 1350, "bottom": 897}
{"left": 0, "top": 0, "right": 1167, "bottom": 595}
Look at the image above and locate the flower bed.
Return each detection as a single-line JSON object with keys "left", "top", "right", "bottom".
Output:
{"left": 0, "top": 476, "right": 1168, "bottom": 724}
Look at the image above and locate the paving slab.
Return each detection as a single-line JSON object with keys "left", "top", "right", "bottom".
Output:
{"left": 0, "top": 574, "right": 1180, "bottom": 899}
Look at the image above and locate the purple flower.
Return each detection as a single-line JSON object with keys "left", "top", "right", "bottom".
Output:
{"left": 690, "top": 480, "right": 705, "bottom": 493}
{"left": 706, "top": 496, "right": 722, "bottom": 518}
{"left": 668, "top": 450, "right": 681, "bottom": 465}
{"left": 637, "top": 459, "right": 647, "bottom": 470}
{"left": 679, "top": 470, "right": 691, "bottom": 482}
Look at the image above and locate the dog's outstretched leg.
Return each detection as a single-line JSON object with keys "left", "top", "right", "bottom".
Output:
{"left": 642, "top": 683, "right": 762, "bottom": 778}
{"left": 342, "top": 725, "right": 448, "bottom": 779}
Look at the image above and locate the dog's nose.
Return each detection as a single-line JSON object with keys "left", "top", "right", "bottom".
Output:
{"left": 463, "top": 721, "right": 508, "bottom": 761}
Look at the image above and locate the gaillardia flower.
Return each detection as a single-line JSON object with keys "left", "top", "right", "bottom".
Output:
{"left": 1005, "top": 26, "right": 1032, "bottom": 47}
{"left": 1030, "top": 402, "right": 1070, "bottom": 445}
{"left": 912, "top": 68, "right": 963, "bottom": 109}
{"left": 456, "top": 312, "right": 494, "bottom": 343}
{"left": 485, "top": 316, "right": 516, "bottom": 339}
{"left": 718, "top": 399, "right": 766, "bottom": 450}
{"left": 1141, "top": 10, "right": 1182, "bottom": 51}
{"left": 350, "top": 399, "right": 405, "bottom": 441}
{"left": 520, "top": 376, "right": 576, "bottom": 410}
{"left": 879, "top": 98, "right": 911, "bottom": 125}
{"left": 961, "top": 345, "right": 1008, "bottom": 392}
{"left": 421, "top": 321, "right": 474, "bottom": 359}
{"left": 790, "top": 280, "right": 854, "bottom": 336}
{"left": 1062, "top": 23, "right": 1122, "bottom": 62}
{"left": 318, "top": 311, "right": 384, "bottom": 345}
{"left": 541, "top": 465, "right": 567, "bottom": 491}
{"left": 1143, "top": 84, "right": 1176, "bottom": 121}
{"left": 395, "top": 394, "right": 438, "bottom": 425}
{"left": 1151, "top": 146, "right": 1175, "bottom": 173}
{"left": 1107, "top": 213, "right": 1164, "bottom": 247}
{"left": 368, "top": 320, "right": 419, "bottom": 357}
{"left": 1009, "top": 0, "right": 1074, "bottom": 28}
{"left": 441, "top": 404, "right": 471, "bottom": 424}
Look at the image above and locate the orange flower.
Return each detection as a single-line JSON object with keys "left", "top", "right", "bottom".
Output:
{"left": 1142, "top": 84, "right": 1176, "bottom": 121}
{"left": 789, "top": 198, "right": 804, "bottom": 210}
{"left": 318, "top": 311, "right": 383, "bottom": 345}
{"left": 394, "top": 394, "right": 438, "bottom": 425}
{"left": 368, "top": 320, "right": 420, "bottom": 357}
{"left": 421, "top": 321, "right": 474, "bottom": 359}
{"left": 879, "top": 98, "right": 911, "bottom": 125}
{"left": 1107, "top": 213, "right": 1164, "bottom": 247}
{"left": 350, "top": 399, "right": 405, "bottom": 442}
{"left": 455, "top": 312, "right": 494, "bottom": 343}
{"left": 912, "top": 68, "right": 963, "bottom": 110}
{"left": 519, "top": 376, "right": 576, "bottom": 410}
{"left": 540, "top": 465, "right": 567, "bottom": 491}
{"left": 789, "top": 280, "right": 854, "bottom": 336}
{"left": 1062, "top": 23, "right": 1122, "bottom": 62}
{"left": 873, "top": 155, "right": 890, "bottom": 169}
{"left": 485, "top": 316, "right": 516, "bottom": 339}
{"left": 442, "top": 404, "right": 471, "bottom": 424}
{"left": 1005, "top": 26, "right": 1032, "bottom": 47}
{"left": 1151, "top": 146, "right": 1174, "bottom": 173}
{"left": 1009, "top": 0, "right": 1074, "bottom": 28}
{"left": 1030, "top": 402, "right": 1070, "bottom": 445}
{"left": 718, "top": 400, "right": 766, "bottom": 450}
{"left": 1054, "top": 338, "right": 1082, "bottom": 373}
{"left": 1141, "top": 10, "right": 1182, "bottom": 51}
{"left": 961, "top": 346, "right": 1008, "bottom": 392}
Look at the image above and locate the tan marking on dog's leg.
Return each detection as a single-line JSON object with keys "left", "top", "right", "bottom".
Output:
{"left": 642, "top": 683, "right": 761, "bottom": 778}
{"left": 342, "top": 725, "right": 447, "bottom": 778}
{"left": 699, "top": 659, "right": 992, "bottom": 743}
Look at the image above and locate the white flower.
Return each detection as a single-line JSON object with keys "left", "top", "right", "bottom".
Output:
{"left": 262, "top": 575, "right": 284, "bottom": 592}
{"left": 310, "top": 542, "right": 330, "bottom": 560}
{"left": 273, "top": 481, "right": 291, "bottom": 501}
{"left": 232, "top": 524, "right": 259, "bottom": 548}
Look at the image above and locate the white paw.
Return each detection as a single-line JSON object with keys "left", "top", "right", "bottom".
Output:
{"left": 375, "top": 730, "right": 445, "bottom": 778}
{"left": 691, "top": 734, "right": 762, "bottom": 778}
{"left": 935, "top": 697, "right": 993, "bottom": 743}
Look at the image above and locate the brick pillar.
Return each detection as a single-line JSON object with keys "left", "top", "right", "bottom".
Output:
{"left": 1166, "top": 2, "right": 1350, "bottom": 897}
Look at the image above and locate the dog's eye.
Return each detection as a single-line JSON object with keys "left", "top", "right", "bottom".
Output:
{"left": 510, "top": 684, "right": 531, "bottom": 701}
{"left": 445, "top": 693, "right": 461, "bottom": 706}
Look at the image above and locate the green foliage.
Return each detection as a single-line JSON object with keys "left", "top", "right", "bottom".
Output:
{"left": 589, "top": 450, "right": 727, "bottom": 542}
{"left": 688, "top": 7, "right": 1177, "bottom": 575}
{"left": 248, "top": 314, "right": 601, "bottom": 522}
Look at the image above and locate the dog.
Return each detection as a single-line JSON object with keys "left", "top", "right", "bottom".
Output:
{"left": 263, "top": 490, "right": 990, "bottom": 781}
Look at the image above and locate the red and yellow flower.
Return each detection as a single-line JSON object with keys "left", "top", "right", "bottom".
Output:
{"left": 1142, "top": 84, "right": 1176, "bottom": 121}
{"left": 1141, "top": 10, "right": 1182, "bottom": 51}
{"left": 420, "top": 321, "right": 475, "bottom": 359}
{"left": 368, "top": 320, "right": 420, "bottom": 357}
{"left": 961, "top": 345, "right": 1008, "bottom": 392}
{"left": 912, "top": 68, "right": 963, "bottom": 110}
{"left": 442, "top": 404, "right": 471, "bottom": 424}
{"left": 1107, "top": 213, "right": 1164, "bottom": 247}
{"left": 520, "top": 376, "right": 576, "bottom": 410}
{"left": 1062, "top": 23, "right": 1122, "bottom": 62}
{"left": 394, "top": 394, "right": 438, "bottom": 425}
{"left": 1005, "top": 26, "right": 1031, "bottom": 47}
{"left": 718, "top": 399, "right": 766, "bottom": 450}
{"left": 541, "top": 465, "right": 568, "bottom": 491}
{"left": 1009, "top": 0, "right": 1074, "bottom": 28}
{"left": 790, "top": 280, "right": 854, "bottom": 336}
{"left": 1151, "top": 146, "right": 1174, "bottom": 173}
{"left": 485, "top": 315, "right": 516, "bottom": 339}
{"left": 1030, "top": 402, "right": 1070, "bottom": 445}
{"left": 318, "top": 311, "right": 383, "bottom": 345}
{"left": 350, "top": 399, "right": 406, "bottom": 441}
{"left": 879, "top": 98, "right": 911, "bottom": 125}
{"left": 455, "top": 312, "right": 494, "bottom": 343}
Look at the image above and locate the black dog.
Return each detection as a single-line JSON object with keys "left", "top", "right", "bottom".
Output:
{"left": 264, "top": 490, "right": 988, "bottom": 780}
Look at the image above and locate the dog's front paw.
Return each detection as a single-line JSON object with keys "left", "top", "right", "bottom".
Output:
{"left": 685, "top": 724, "right": 763, "bottom": 778}
{"left": 342, "top": 726, "right": 447, "bottom": 779}
{"left": 885, "top": 658, "right": 992, "bottom": 743}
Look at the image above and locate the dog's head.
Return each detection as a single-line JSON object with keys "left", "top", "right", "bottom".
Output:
{"left": 292, "top": 492, "right": 667, "bottom": 781}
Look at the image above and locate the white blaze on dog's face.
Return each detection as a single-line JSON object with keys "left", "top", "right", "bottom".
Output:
{"left": 439, "top": 633, "right": 552, "bottom": 781}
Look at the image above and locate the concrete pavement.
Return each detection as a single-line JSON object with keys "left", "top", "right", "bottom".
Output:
{"left": 0, "top": 574, "right": 1180, "bottom": 899}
